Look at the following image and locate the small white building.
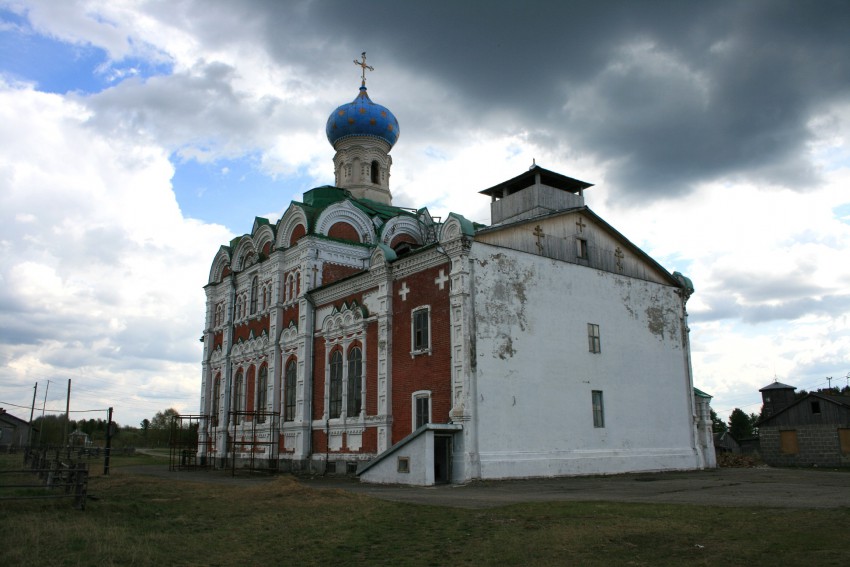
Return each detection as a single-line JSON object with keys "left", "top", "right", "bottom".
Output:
{"left": 198, "top": 58, "right": 714, "bottom": 484}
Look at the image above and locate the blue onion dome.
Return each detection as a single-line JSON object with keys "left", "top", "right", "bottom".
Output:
{"left": 326, "top": 86, "right": 400, "bottom": 148}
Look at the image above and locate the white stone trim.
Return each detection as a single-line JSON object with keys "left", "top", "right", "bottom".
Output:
{"left": 315, "top": 200, "right": 375, "bottom": 245}
{"left": 380, "top": 216, "right": 424, "bottom": 248}
{"left": 278, "top": 204, "right": 309, "bottom": 249}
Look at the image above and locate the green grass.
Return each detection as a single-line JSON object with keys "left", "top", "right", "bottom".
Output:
{"left": 1, "top": 453, "right": 848, "bottom": 566}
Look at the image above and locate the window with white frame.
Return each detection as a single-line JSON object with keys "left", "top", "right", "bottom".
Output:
{"left": 592, "top": 390, "right": 605, "bottom": 428}
{"left": 588, "top": 323, "right": 601, "bottom": 354}
{"left": 233, "top": 370, "right": 244, "bottom": 424}
{"left": 412, "top": 391, "right": 431, "bottom": 430}
{"left": 284, "top": 359, "right": 297, "bottom": 422}
{"left": 211, "top": 373, "right": 221, "bottom": 427}
{"left": 347, "top": 346, "right": 363, "bottom": 416}
{"left": 256, "top": 365, "right": 267, "bottom": 423}
{"left": 411, "top": 307, "right": 431, "bottom": 354}
{"left": 250, "top": 276, "right": 258, "bottom": 314}
{"left": 329, "top": 350, "right": 343, "bottom": 419}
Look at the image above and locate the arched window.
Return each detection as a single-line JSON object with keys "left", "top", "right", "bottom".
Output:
{"left": 250, "top": 276, "right": 258, "bottom": 314}
{"left": 370, "top": 160, "right": 379, "bottom": 184}
{"left": 233, "top": 370, "right": 244, "bottom": 425}
{"left": 256, "top": 365, "right": 267, "bottom": 423}
{"left": 347, "top": 346, "right": 362, "bottom": 416}
{"left": 329, "top": 350, "right": 343, "bottom": 419}
{"left": 211, "top": 373, "right": 221, "bottom": 427}
{"left": 284, "top": 359, "right": 297, "bottom": 421}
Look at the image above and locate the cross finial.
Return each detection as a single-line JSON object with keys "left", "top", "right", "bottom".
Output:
{"left": 354, "top": 51, "right": 374, "bottom": 86}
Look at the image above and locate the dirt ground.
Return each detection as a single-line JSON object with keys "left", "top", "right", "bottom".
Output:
{"left": 128, "top": 465, "right": 850, "bottom": 509}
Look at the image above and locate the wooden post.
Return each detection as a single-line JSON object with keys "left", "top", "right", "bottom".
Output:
{"left": 103, "top": 407, "right": 113, "bottom": 475}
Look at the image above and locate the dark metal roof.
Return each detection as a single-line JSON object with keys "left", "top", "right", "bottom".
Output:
{"left": 759, "top": 381, "right": 796, "bottom": 392}
{"left": 479, "top": 165, "right": 593, "bottom": 198}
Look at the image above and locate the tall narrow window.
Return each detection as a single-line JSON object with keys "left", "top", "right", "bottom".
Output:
{"left": 371, "top": 160, "right": 379, "bottom": 184}
{"left": 233, "top": 370, "right": 244, "bottom": 425}
{"left": 284, "top": 359, "right": 297, "bottom": 421}
{"left": 412, "top": 308, "right": 430, "bottom": 352}
{"left": 347, "top": 346, "right": 363, "bottom": 416}
{"left": 329, "top": 350, "right": 343, "bottom": 419}
{"left": 250, "top": 276, "right": 258, "bottom": 314}
{"left": 256, "top": 365, "right": 267, "bottom": 423}
{"left": 414, "top": 393, "right": 431, "bottom": 429}
{"left": 588, "top": 323, "right": 601, "bottom": 354}
{"left": 211, "top": 374, "right": 221, "bottom": 427}
{"left": 592, "top": 390, "right": 605, "bottom": 428}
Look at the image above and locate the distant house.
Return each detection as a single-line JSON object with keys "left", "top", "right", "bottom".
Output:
{"left": 713, "top": 431, "right": 741, "bottom": 454}
{"left": 757, "top": 382, "right": 850, "bottom": 468}
{"left": 0, "top": 408, "right": 32, "bottom": 451}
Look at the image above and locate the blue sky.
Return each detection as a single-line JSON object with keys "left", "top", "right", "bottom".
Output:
{"left": 1, "top": 0, "right": 849, "bottom": 428}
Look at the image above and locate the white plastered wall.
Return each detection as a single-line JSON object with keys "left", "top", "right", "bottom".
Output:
{"left": 466, "top": 242, "right": 700, "bottom": 479}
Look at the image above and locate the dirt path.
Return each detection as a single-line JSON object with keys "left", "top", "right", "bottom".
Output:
{"left": 125, "top": 465, "right": 850, "bottom": 509}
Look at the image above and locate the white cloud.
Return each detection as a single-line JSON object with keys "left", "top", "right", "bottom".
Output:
{"left": 0, "top": 80, "right": 230, "bottom": 425}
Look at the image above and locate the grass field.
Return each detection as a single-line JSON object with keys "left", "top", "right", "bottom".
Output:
{"left": 1, "top": 453, "right": 848, "bottom": 566}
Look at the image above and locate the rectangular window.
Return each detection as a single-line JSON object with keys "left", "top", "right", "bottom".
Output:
{"left": 284, "top": 360, "right": 297, "bottom": 422}
{"left": 415, "top": 395, "right": 430, "bottom": 429}
{"left": 780, "top": 430, "right": 799, "bottom": 455}
{"left": 397, "top": 457, "right": 410, "bottom": 473}
{"left": 576, "top": 238, "right": 588, "bottom": 260}
{"left": 588, "top": 323, "right": 601, "bottom": 353}
{"left": 256, "top": 366, "right": 267, "bottom": 423}
{"left": 412, "top": 308, "right": 430, "bottom": 352}
{"left": 810, "top": 401, "right": 821, "bottom": 414}
{"left": 592, "top": 390, "right": 605, "bottom": 428}
{"left": 839, "top": 428, "right": 850, "bottom": 456}
{"left": 329, "top": 351, "right": 343, "bottom": 419}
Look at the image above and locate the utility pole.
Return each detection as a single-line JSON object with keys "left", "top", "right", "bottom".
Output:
{"left": 104, "top": 407, "right": 113, "bottom": 475}
{"left": 826, "top": 376, "right": 833, "bottom": 390}
{"left": 62, "top": 378, "right": 72, "bottom": 445}
{"left": 28, "top": 382, "right": 38, "bottom": 448}
{"left": 37, "top": 380, "right": 49, "bottom": 446}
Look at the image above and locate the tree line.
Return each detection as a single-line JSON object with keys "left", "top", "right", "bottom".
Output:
{"left": 29, "top": 408, "right": 184, "bottom": 448}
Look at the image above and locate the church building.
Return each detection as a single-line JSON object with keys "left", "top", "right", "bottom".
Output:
{"left": 197, "top": 55, "right": 715, "bottom": 485}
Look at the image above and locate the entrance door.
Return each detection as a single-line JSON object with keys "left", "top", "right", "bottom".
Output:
{"left": 434, "top": 435, "right": 452, "bottom": 484}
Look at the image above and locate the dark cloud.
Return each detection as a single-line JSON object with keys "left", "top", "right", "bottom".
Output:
{"left": 238, "top": 0, "right": 850, "bottom": 199}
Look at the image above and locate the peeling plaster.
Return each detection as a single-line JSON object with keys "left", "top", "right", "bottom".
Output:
{"left": 476, "top": 253, "right": 534, "bottom": 359}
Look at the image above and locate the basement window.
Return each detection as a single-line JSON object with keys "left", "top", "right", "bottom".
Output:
{"left": 397, "top": 457, "right": 410, "bottom": 473}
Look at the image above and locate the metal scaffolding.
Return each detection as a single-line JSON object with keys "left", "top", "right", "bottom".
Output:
{"left": 227, "top": 409, "right": 280, "bottom": 476}
{"left": 168, "top": 414, "right": 214, "bottom": 471}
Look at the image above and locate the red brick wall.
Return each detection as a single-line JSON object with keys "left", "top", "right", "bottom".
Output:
{"left": 390, "top": 262, "right": 452, "bottom": 444}
{"left": 213, "top": 331, "right": 223, "bottom": 350}
{"left": 361, "top": 427, "right": 377, "bottom": 453}
{"left": 322, "top": 263, "right": 364, "bottom": 285}
{"left": 390, "top": 233, "right": 419, "bottom": 249}
{"left": 282, "top": 304, "right": 299, "bottom": 328}
{"left": 328, "top": 221, "right": 360, "bottom": 242}
{"left": 232, "top": 313, "right": 270, "bottom": 342}
{"left": 312, "top": 429, "right": 327, "bottom": 453}
{"left": 289, "top": 224, "right": 305, "bottom": 246}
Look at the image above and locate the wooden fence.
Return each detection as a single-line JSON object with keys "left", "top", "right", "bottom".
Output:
{"left": 0, "top": 447, "right": 89, "bottom": 510}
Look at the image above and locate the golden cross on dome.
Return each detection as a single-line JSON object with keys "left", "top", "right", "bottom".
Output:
{"left": 354, "top": 52, "right": 374, "bottom": 86}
